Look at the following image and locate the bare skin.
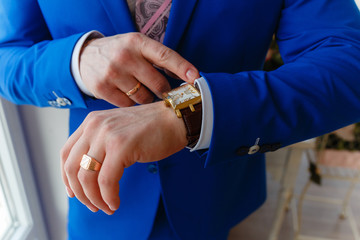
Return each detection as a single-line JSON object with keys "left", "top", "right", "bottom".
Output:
{"left": 79, "top": 32, "right": 199, "bottom": 107}
{"left": 61, "top": 32, "right": 200, "bottom": 214}
{"left": 61, "top": 102, "right": 188, "bottom": 214}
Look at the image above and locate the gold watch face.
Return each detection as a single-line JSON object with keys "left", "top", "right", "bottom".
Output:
{"left": 164, "top": 84, "right": 201, "bottom": 110}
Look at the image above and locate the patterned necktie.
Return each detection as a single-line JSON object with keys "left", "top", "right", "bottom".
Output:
{"left": 135, "top": 0, "right": 172, "bottom": 42}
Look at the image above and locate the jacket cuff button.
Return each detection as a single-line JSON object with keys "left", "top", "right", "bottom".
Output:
{"left": 248, "top": 145, "right": 260, "bottom": 154}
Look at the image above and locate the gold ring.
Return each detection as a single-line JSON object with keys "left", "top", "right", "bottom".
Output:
{"left": 80, "top": 154, "right": 102, "bottom": 171}
{"left": 126, "top": 82, "right": 141, "bottom": 96}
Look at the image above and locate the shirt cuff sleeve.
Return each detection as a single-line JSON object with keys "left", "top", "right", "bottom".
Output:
{"left": 71, "top": 30, "right": 104, "bottom": 97}
{"left": 190, "top": 77, "right": 214, "bottom": 151}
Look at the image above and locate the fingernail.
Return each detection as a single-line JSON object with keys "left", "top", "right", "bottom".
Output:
{"left": 65, "top": 187, "right": 73, "bottom": 198}
{"left": 186, "top": 69, "right": 198, "bottom": 81}
{"left": 109, "top": 204, "right": 118, "bottom": 212}
{"left": 88, "top": 206, "right": 98, "bottom": 213}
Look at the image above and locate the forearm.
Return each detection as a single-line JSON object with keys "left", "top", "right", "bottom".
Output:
{"left": 199, "top": 0, "right": 360, "bottom": 166}
{"left": 0, "top": 34, "right": 88, "bottom": 108}
{"left": 0, "top": 0, "right": 87, "bottom": 108}
{"left": 203, "top": 37, "right": 360, "bottom": 166}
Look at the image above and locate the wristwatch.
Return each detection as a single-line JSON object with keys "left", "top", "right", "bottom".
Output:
{"left": 163, "top": 84, "right": 202, "bottom": 147}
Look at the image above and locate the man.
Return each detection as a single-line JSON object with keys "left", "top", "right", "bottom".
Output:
{"left": 1, "top": 0, "right": 360, "bottom": 239}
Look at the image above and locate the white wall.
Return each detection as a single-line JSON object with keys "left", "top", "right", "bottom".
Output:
{"left": 18, "top": 106, "right": 69, "bottom": 240}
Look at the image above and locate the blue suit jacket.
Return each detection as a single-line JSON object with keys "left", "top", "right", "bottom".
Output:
{"left": 1, "top": 0, "right": 360, "bottom": 239}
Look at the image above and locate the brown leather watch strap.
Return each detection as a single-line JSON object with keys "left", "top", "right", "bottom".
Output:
{"left": 180, "top": 103, "right": 202, "bottom": 148}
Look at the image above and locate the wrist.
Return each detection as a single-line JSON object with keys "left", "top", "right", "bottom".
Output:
{"left": 157, "top": 101, "right": 188, "bottom": 147}
{"left": 72, "top": 31, "right": 103, "bottom": 97}
{"left": 80, "top": 37, "right": 99, "bottom": 57}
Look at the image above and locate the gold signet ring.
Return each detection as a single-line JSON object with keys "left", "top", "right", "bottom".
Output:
{"left": 126, "top": 82, "right": 141, "bottom": 96}
{"left": 80, "top": 154, "right": 102, "bottom": 171}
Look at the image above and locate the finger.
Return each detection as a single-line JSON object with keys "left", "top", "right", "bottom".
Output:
{"left": 164, "top": 69, "right": 181, "bottom": 80}
{"left": 113, "top": 75, "right": 155, "bottom": 104}
{"left": 60, "top": 127, "right": 85, "bottom": 198}
{"left": 127, "top": 80, "right": 155, "bottom": 104}
{"left": 78, "top": 169, "right": 113, "bottom": 214}
{"left": 64, "top": 138, "right": 99, "bottom": 212}
{"left": 78, "top": 149, "right": 114, "bottom": 215}
{"left": 61, "top": 148, "right": 75, "bottom": 198}
{"left": 140, "top": 37, "right": 200, "bottom": 83}
{"left": 132, "top": 60, "right": 171, "bottom": 99}
{"left": 98, "top": 153, "right": 125, "bottom": 212}
{"left": 96, "top": 87, "right": 136, "bottom": 108}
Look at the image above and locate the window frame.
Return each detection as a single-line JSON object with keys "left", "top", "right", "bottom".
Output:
{"left": 0, "top": 98, "right": 48, "bottom": 240}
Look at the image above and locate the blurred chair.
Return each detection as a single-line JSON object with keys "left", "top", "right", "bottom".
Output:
{"left": 295, "top": 123, "right": 360, "bottom": 240}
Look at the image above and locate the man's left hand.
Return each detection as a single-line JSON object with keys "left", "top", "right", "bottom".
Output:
{"left": 60, "top": 101, "right": 187, "bottom": 214}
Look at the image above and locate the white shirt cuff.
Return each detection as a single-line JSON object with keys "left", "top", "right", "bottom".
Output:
{"left": 72, "top": 33, "right": 214, "bottom": 151}
{"left": 190, "top": 77, "right": 214, "bottom": 151}
{"left": 71, "top": 31, "right": 104, "bottom": 97}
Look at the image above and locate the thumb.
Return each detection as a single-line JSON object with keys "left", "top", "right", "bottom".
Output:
{"left": 140, "top": 36, "right": 200, "bottom": 83}
{"left": 184, "top": 68, "right": 200, "bottom": 84}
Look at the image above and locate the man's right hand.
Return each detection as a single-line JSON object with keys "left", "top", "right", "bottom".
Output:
{"left": 79, "top": 33, "right": 200, "bottom": 107}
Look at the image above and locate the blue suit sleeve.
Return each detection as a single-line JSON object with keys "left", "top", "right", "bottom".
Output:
{"left": 0, "top": 0, "right": 87, "bottom": 108}
{"left": 202, "top": 0, "right": 360, "bottom": 166}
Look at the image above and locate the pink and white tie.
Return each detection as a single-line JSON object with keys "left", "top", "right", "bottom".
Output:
{"left": 135, "top": 0, "right": 172, "bottom": 42}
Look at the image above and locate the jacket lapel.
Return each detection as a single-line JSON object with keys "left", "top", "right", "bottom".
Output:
{"left": 164, "top": 0, "right": 198, "bottom": 50}
{"left": 98, "top": 0, "right": 137, "bottom": 34}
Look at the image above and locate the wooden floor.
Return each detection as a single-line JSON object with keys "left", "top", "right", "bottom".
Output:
{"left": 228, "top": 149, "right": 360, "bottom": 240}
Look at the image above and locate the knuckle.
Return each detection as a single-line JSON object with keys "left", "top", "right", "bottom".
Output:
{"left": 60, "top": 147, "right": 67, "bottom": 163}
{"left": 64, "top": 161, "right": 76, "bottom": 176}
{"left": 157, "top": 47, "right": 172, "bottom": 63}
{"left": 127, "top": 32, "right": 143, "bottom": 44}
{"left": 77, "top": 171, "right": 89, "bottom": 184}
{"left": 86, "top": 111, "right": 97, "bottom": 120}
{"left": 98, "top": 174, "right": 113, "bottom": 188}
{"left": 86, "top": 111, "right": 102, "bottom": 126}
{"left": 115, "top": 48, "right": 133, "bottom": 65}
{"left": 114, "top": 33, "right": 143, "bottom": 63}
